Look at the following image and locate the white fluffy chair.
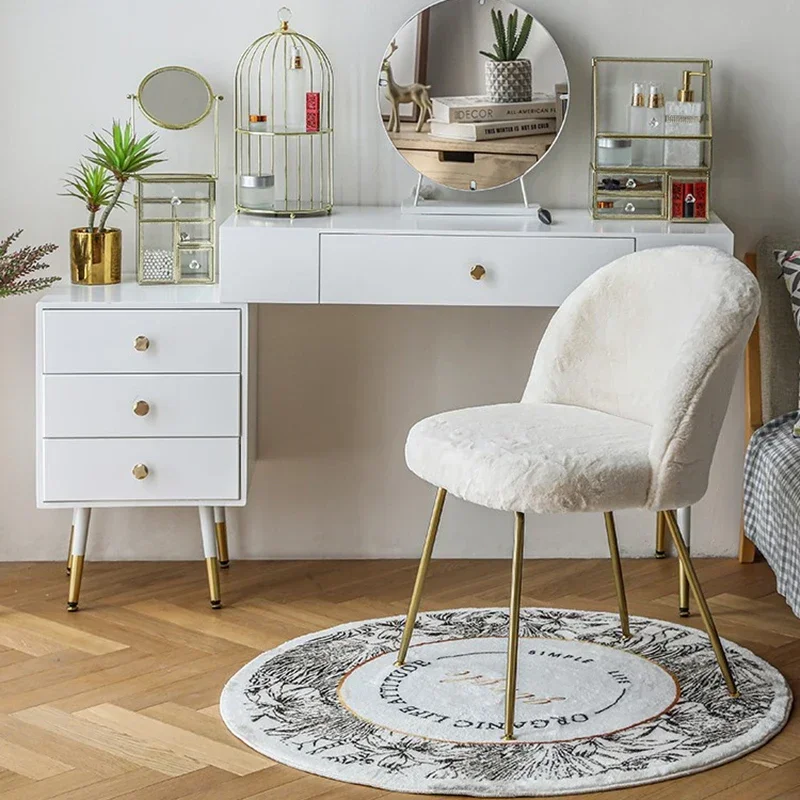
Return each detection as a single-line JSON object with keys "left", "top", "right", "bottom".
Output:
{"left": 397, "top": 246, "right": 761, "bottom": 741}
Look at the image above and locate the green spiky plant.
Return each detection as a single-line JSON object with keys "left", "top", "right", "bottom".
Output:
{"left": 61, "top": 161, "right": 116, "bottom": 233}
{"left": 87, "top": 121, "right": 165, "bottom": 232}
{"left": 480, "top": 8, "right": 533, "bottom": 62}
{"left": 0, "top": 230, "right": 60, "bottom": 298}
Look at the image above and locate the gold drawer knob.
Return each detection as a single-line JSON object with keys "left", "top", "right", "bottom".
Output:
{"left": 134, "top": 336, "right": 150, "bottom": 352}
{"left": 132, "top": 400, "right": 150, "bottom": 417}
{"left": 470, "top": 264, "right": 487, "bottom": 281}
{"left": 132, "top": 464, "right": 149, "bottom": 480}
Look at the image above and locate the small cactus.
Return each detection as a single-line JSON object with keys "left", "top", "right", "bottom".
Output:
{"left": 480, "top": 8, "right": 533, "bottom": 62}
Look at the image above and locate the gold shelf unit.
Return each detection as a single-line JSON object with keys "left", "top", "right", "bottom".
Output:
{"left": 234, "top": 7, "right": 334, "bottom": 218}
{"left": 591, "top": 57, "right": 713, "bottom": 223}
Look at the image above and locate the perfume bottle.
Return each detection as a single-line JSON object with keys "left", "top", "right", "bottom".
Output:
{"left": 643, "top": 83, "right": 665, "bottom": 167}
{"left": 628, "top": 82, "right": 647, "bottom": 165}
{"left": 665, "top": 71, "right": 706, "bottom": 168}
{"left": 286, "top": 46, "right": 307, "bottom": 131}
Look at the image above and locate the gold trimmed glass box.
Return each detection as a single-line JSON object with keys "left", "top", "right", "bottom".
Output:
{"left": 591, "top": 58, "right": 712, "bottom": 222}
{"left": 136, "top": 174, "right": 216, "bottom": 284}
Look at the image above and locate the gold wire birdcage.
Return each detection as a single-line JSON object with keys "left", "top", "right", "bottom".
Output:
{"left": 234, "top": 6, "right": 334, "bottom": 218}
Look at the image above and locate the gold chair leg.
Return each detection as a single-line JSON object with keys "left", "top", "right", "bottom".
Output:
{"left": 205, "top": 557, "right": 222, "bottom": 610}
{"left": 66, "top": 524, "right": 74, "bottom": 576}
{"left": 604, "top": 512, "right": 631, "bottom": 639}
{"left": 679, "top": 562, "right": 690, "bottom": 617}
{"left": 663, "top": 510, "right": 738, "bottom": 696}
{"left": 504, "top": 512, "right": 525, "bottom": 741}
{"left": 396, "top": 488, "right": 447, "bottom": 666}
{"left": 214, "top": 508, "right": 230, "bottom": 569}
{"left": 655, "top": 511, "right": 667, "bottom": 559}
{"left": 67, "top": 555, "right": 84, "bottom": 612}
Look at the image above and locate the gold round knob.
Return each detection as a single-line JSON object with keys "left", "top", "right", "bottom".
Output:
{"left": 134, "top": 336, "right": 150, "bottom": 352}
{"left": 132, "top": 464, "right": 149, "bottom": 480}
{"left": 133, "top": 400, "right": 150, "bottom": 417}
{"left": 470, "top": 265, "right": 487, "bottom": 281}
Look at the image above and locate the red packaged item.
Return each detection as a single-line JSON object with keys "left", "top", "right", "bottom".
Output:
{"left": 693, "top": 180, "right": 708, "bottom": 219}
{"left": 306, "top": 92, "right": 320, "bottom": 132}
{"left": 671, "top": 181, "right": 686, "bottom": 219}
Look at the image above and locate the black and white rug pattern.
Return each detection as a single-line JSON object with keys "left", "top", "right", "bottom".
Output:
{"left": 220, "top": 608, "right": 792, "bottom": 797}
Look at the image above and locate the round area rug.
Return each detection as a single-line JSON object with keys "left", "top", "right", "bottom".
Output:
{"left": 220, "top": 608, "right": 792, "bottom": 797}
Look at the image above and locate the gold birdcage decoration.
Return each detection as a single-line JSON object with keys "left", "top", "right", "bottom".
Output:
{"left": 235, "top": 6, "right": 334, "bottom": 218}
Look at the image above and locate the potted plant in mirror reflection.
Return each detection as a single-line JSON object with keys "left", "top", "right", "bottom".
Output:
{"left": 61, "top": 121, "right": 164, "bottom": 285}
{"left": 0, "top": 230, "right": 59, "bottom": 299}
{"left": 480, "top": 8, "right": 534, "bottom": 104}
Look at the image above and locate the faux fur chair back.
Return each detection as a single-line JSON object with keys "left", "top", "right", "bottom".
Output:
{"left": 524, "top": 246, "right": 761, "bottom": 510}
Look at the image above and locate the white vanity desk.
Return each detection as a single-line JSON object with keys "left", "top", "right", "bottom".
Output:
{"left": 36, "top": 207, "right": 734, "bottom": 610}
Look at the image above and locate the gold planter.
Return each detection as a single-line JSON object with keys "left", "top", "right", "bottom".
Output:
{"left": 70, "top": 228, "right": 122, "bottom": 285}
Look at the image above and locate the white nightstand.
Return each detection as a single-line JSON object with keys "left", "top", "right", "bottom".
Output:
{"left": 36, "top": 282, "right": 255, "bottom": 611}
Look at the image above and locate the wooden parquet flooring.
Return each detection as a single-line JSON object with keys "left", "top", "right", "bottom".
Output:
{"left": 0, "top": 558, "right": 798, "bottom": 800}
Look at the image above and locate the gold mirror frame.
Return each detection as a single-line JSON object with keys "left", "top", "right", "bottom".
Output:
{"left": 136, "top": 65, "right": 214, "bottom": 130}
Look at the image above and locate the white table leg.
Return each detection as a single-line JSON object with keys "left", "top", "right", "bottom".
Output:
{"left": 67, "top": 508, "right": 91, "bottom": 612}
{"left": 199, "top": 506, "right": 222, "bottom": 610}
{"left": 677, "top": 507, "right": 692, "bottom": 617}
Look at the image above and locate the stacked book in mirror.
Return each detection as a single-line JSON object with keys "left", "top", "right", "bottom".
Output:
{"left": 428, "top": 86, "right": 566, "bottom": 143}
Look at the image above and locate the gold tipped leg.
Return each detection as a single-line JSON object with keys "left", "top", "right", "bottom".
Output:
{"left": 396, "top": 488, "right": 447, "bottom": 666}
{"left": 205, "top": 557, "right": 222, "bottom": 609}
{"left": 664, "top": 511, "right": 738, "bottom": 696}
{"left": 215, "top": 521, "right": 230, "bottom": 569}
{"left": 655, "top": 511, "right": 667, "bottom": 559}
{"left": 67, "top": 555, "right": 84, "bottom": 612}
{"left": 604, "top": 512, "right": 631, "bottom": 639}
{"left": 503, "top": 512, "right": 525, "bottom": 742}
{"left": 66, "top": 525, "right": 74, "bottom": 576}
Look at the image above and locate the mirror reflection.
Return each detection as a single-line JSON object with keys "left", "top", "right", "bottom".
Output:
{"left": 379, "top": 0, "right": 569, "bottom": 191}
{"left": 138, "top": 67, "right": 213, "bottom": 130}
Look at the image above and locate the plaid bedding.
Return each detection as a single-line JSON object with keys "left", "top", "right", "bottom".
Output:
{"left": 743, "top": 413, "right": 800, "bottom": 617}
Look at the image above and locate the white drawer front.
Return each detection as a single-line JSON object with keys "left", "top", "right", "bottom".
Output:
{"left": 42, "top": 309, "right": 241, "bottom": 374}
{"left": 320, "top": 234, "right": 635, "bottom": 306}
{"left": 41, "top": 438, "right": 240, "bottom": 502}
{"left": 42, "top": 374, "right": 240, "bottom": 438}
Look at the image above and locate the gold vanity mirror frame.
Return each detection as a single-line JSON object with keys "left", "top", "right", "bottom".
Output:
{"left": 137, "top": 65, "right": 215, "bottom": 130}
{"left": 378, "top": 0, "right": 570, "bottom": 193}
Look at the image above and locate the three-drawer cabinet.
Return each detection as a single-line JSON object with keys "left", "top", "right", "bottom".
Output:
{"left": 36, "top": 284, "right": 254, "bottom": 611}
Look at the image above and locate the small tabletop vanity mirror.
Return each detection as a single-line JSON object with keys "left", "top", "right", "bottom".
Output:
{"left": 138, "top": 66, "right": 215, "bottom": 130}
{"left": 379, "top": 0, "right": 569, "bottom": 200}
{"left": 130, "top": 66, "right": 222, "bottom": 285}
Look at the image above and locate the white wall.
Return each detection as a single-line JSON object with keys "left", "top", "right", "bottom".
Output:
{"left": 1, "top": 0, "right": 797, "bottom": 562}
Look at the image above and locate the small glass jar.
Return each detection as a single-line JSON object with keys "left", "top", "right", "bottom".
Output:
{"left": 249, "top": 114, "right": 268, "bottom": 133}
{"left": 597, "top": 138, "right": 632, "bottom": 168}
{"left": 239, "top": 174, "right": 275, "bottom": 211}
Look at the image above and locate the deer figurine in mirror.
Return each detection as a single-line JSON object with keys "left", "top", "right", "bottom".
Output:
{"left": 382, "top": 40, "right": 433, "bottom": 134}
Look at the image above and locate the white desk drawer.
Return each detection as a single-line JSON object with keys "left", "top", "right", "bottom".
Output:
{"left": 320, "top": 234, "right": 635, "bottom": 306}
{"left": 42, "top": 309, "right": 241, "bottom": 374}
{"left": 41, "top": 438, "right": 240, "bottom": 502}
{"left": 42, "top": 374, "right": 240, "bottom": 438}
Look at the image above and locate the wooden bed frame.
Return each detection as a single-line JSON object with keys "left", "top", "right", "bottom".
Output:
{"left": 740, "top": 251, "right": 760, "bottom": 563}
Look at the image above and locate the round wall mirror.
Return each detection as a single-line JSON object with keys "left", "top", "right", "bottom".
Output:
{"left": 138, "top": 66, "right": 214, "bottom": 130}
{"left": 378, "top": 0, "right": 569, "bottom": 192}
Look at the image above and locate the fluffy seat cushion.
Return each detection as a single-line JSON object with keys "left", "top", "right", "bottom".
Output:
{"left": 405, "top": 403, "right": 653, "bottom": 514}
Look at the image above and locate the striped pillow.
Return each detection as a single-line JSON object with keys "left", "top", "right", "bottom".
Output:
{"left": 775, "top": 250, "right": 800, "bottom": 436}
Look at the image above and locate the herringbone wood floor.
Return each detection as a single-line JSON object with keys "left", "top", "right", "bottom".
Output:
{"left": 0, "top": 558, "right": 798, "bottom": 800}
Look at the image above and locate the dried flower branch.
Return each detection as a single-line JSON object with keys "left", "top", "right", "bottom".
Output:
{"left": 0, "top": 230, "right": 60, "bottom": 298}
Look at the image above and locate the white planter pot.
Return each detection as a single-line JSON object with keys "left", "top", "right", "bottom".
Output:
{"left": 485, "top": 59, "right": 533, "bottom": 104}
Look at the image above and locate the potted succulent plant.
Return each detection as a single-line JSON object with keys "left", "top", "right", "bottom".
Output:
{"left": 62, "top": 121, "right": 164, "bottom": 285}
{"left": 480, "top": 8, "right": 534, "bottom": 104}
